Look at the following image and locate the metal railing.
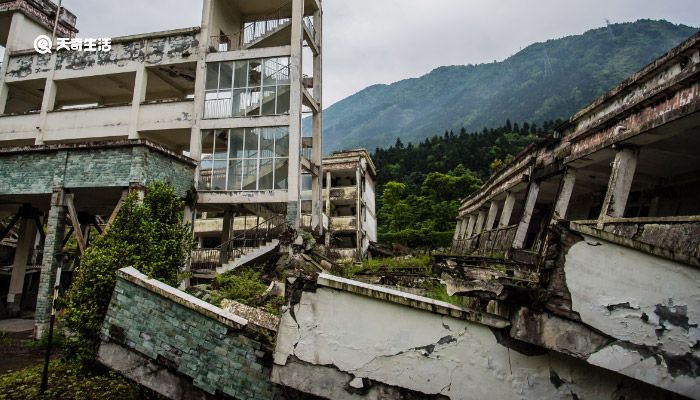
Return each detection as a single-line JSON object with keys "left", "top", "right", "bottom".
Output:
{"left": 209, "top": 1, "right": 293, "bottom": 52}
{"left": 303, "top": 16, "right": 316, "bottom": 41}
{"left": 191, "top": 214, "right": 287, "bottom": 271}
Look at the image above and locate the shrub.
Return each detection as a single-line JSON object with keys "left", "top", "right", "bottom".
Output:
{"left": 61, "top": 181, "right": 195, "bottom": 363}
{"left": 378, "top": 229, "right": 453, "bottom": 249}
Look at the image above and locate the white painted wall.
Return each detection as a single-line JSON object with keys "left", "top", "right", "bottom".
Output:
{"left": 364, "top": 172, "right": 377, "bottom": 243}
{"left": 565, "top": 234, "right": 700, "bottom": 398}
{"left": 273, "top": 286, "right": 675, "bottom": 400}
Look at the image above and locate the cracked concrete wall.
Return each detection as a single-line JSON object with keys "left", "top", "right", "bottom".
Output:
{"left": 5, "top": 31, "right": 199, "bottom": 81}
{"left": 565, "top": 234, "right": 700, "bottom": 398}
{"left": 273, "top": 286, "right": 675, "bottom": 400}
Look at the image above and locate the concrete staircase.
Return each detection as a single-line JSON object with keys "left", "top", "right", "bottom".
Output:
{"left": 217, "top": 239, "right": 279, "bottom": 274}
{"left": 191, "top": 214, "right": 287, "bottom": 279}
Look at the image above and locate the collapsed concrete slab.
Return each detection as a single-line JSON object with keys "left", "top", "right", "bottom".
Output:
{"left": 271, "top": 273, "right": 679, "bottom": 400}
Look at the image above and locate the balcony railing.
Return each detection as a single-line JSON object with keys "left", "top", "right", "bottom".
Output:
{"left": 451, "top": 224, "right": 517, "bottom": 257}
{"left": 209, "top": 1, "right": 293, "bottom": 52}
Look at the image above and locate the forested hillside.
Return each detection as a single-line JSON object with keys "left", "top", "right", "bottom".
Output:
{"left": 316, "top": 20, "right": 697, "bottom": 153}
{"left": 374, "top": 120, "right": 557, "bottom": 246}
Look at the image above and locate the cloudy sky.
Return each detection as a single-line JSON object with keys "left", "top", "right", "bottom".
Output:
{"left": 56, "top": 0, "right": 700, "bottom": 105}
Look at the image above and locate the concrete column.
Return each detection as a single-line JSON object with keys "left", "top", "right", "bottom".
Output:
{"left": 598, "top": 147, "right": 639, "bottom": 227}
{"left": 465, "top": 214, "right": 477, "bottom": 237}
{"left": 355, "top": 166, "right": 362, "bottom": 254}
{"left": 128, "top": 65, "right": 148, "bottom": 139}
{"left": 513, "top": 182, "right": 540, "bottom": 249}
{"left": 7, "top": 217, "right": 37, "bottom": 316}
{"left": 35, "top": 189, "right": 67, "bottom": 338}
{"left": 35, "top": 65, "right": 58, "bottom": 145}
{"left": 499, "top": 191, "right": 516, "bottom": 227}
{"left": 324, "top": 170, "right": 331, "bottom": 247}
{"left": 310, "top": 7, "right": 323, "bottom": 234}
{"left": 285, "top": 0, "right": 304, "bottom": 227}
{"left": 0, "top": 13, "right": 26, "bottom": 114}
{"left": 189, "top": 0, "right": 213, "bottom": 171}
{"left": 221, "top": 209, "right": 234, "bottom": 244}
{"left": 474, "top": 209, "right": 487, "bottom": 235}
{"left": 484, "top": 201, "right": 499, "bottom": 232}
{"left": 553, "top": 168, "right": 577, "bottom": 221}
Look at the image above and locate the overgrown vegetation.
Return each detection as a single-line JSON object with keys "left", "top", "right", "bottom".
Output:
{"left": 192, "top": 268, "right": 286, "bottom": 316}
{"left": 61, "top": 181, "right": 195, "bottom": 364}
{"left": 0, "top": 360, "right": 147, "bottom": 400}
{"left": 340, "top": 255, "right": 431, "bottom": 278}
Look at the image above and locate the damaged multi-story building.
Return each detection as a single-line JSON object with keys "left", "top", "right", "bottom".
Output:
{"left": 0, "top": 0, "right": 323, "bottom": 333}
{"left": 191, "top": 148, "right": 376, "bottom": 274}
{"left": 443, "top": 30, "right": 700, "bottom": 398}
{"left": 95, "top": 25, "right": 700, "bottom": 400}
{"left": 1, "top": 1, "right": 699, "bottom": 400}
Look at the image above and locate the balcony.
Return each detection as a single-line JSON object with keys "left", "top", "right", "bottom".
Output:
{"left": 452, "top": 225, "right": 518, "bottom": 257}
{"left": 330, "top": 216, "right": 356, "bottom": 231}
{"left": 324, "top": 186, "right": 358, "bottom": 203}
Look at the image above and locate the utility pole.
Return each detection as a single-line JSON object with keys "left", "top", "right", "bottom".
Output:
{"left": 40, "top": 261, "right": 63, "bottom": 393}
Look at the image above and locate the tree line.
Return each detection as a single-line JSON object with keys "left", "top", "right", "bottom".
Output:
{"left": 373, "top": 119, "right": 562, "bottom": 247}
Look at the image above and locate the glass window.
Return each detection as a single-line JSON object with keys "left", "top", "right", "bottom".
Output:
{"left": 258, "top": 158, "right": 274, "bottom": 190}
{"left": 262, "top": 86, "right": 276, "bottom": 115}
{"left": 205, "top": 57, "right": 292, "bottom": 119}
{"left": 276, "top": 85, "right": 290, "bottom": 115}
{"left": 274, "top": 158, "right": 288, "bottom": 189}
{"left": 206, "top": 63, "right": 219, "bottom": 90}
{"left": 228, "top": 159, "right": 243, "bottom": 191}
{"left": 200, "top": 128, "right": 289, "bottom": 192}
{"left": 302, "top": 173, "right": 312, "bottom": 191}
{"left": 213, "top": 130, "right": 228, "bottom": 159}
{"left": 248, "top": 60, "right": 262, "bottom": 86}
{"left": 219, "top": 62, "right": 233, "bottom": 89}
{"left": 212, "top": 160, "right": 227, "bottom": 190}
{"left": 234, "top": 61, "right": 248, "bottom": 88}
{"left": 274, "top": 127, "right": 289, "bottom": 157}
{"left": 276, "top": 57, "right": 290, "bottom": 85}
{"left": 260, "top": 128, "right": 275, "bottom": 158}
{"left": 246, "top": 87, "right": 261, "bottom": 116}
{"left": 232, "top": 89, "right": 246, "bottom": 117}
{"left": 244, "top": 128, "right": 259, "bottom": 158}
{"left": 241, "top": 159, "right": 258, "bottom": 190}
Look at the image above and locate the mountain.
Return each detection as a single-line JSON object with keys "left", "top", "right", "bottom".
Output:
{"left": 313, "top": 19, "right": 698, "bottom": 153}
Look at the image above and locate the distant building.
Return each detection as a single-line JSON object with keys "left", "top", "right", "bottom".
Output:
{"left": 318, "top": 149, "right": 377, "bottom": 259}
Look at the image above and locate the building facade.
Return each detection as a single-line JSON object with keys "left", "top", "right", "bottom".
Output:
{"left": 0, "top": 0, "right": 323, "bottom": 334}
{"left": 319, "top": 149, "right": 377, "bottom": 259}
{"left": 448, "top": 30, "right": 700, "bottom": 397}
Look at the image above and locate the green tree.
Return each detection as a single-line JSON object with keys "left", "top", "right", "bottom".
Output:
{"left": 62, "top": 181, "right": 195, "bottom": 363}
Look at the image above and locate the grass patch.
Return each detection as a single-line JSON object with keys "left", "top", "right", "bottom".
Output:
{"left": 340, "top": 255, "right": 432, "bottom": 277}
{"left": 424, "top": 283, "right": 475, "bottom": 309}
{"left": 0, "top": 360, "right": 148, "bottom": 400}
{"left": 190, "top": 267, "right": 286, "bottom": 316}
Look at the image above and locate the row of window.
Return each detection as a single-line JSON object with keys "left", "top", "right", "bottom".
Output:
{"left": 199, "top": 128, "right": 289, "bottom": 191}
{"left": 204, "top": 58, "right": 291, "bottom": 119}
